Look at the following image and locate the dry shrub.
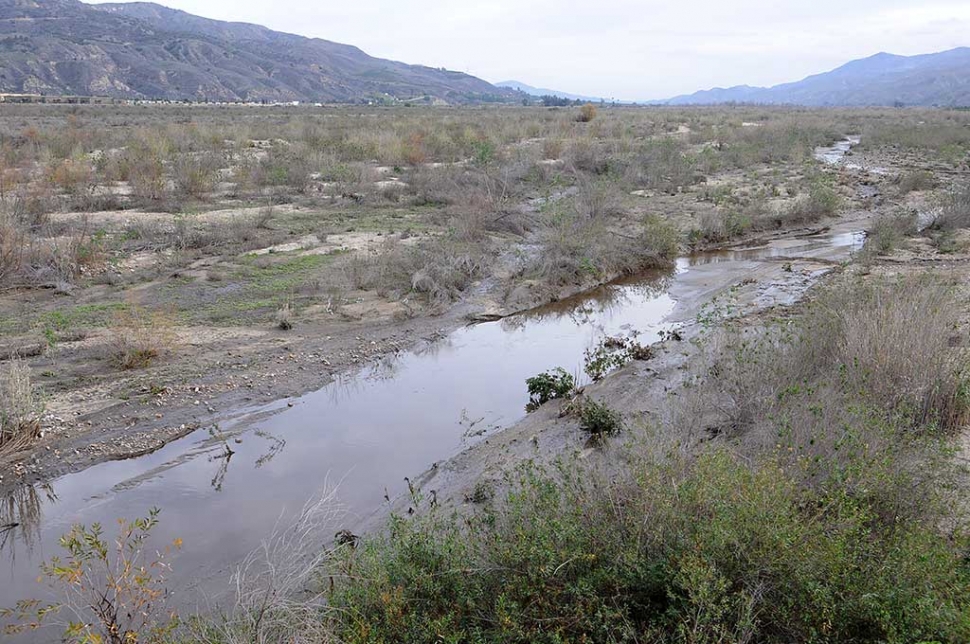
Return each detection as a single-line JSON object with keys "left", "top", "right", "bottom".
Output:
{"left": 127, "top": 148, "right": 167, "bottom": 201}
{"left": 804, "top": 274, "right": 970, "bottom": 432}
{"left": 896, "top": 169, "right": 937, "bottom": 195}
{"left": 402, "top": 132, "right": 428, "bottom": 165}
{"left": 46, "top": 157, "right": 92, "bottom": 195}
{"left": 542, "top": 138, "right": 563, "bottom": 160}
{"left": 864, "top": 209, "right": 917, "bottom": 256}
{"left": 577, "top": 104, "right": 598, "bottom": 123}
{"left": 693, "top": 274, "right": 970, "bottom": 441}
{"left": 107, "top": 306, "right": 178, "bottom": 370}
{"left": 563, "top": 139, "right": 609, "bottom": 174}
{"left": 172, "top": 213, "right": 287, "bottom": 254}
{"left": 623, "top": 138, "right": 698, "bottom": 193}
{"left": 173, "top": 152, "right": 220, "bottom": 199}
{"left": 785, "top": 180, "right": 840, "bottom": 223}
{"left": 344, "top": 236, "right": 489, "bottom": 307}
{"left": 0, "top": 213, "right": 27, "bottom": 285}
{"left": 572, "top": 175, "right": 622, "bottom": 219}
{"left": 0, "top": 359, "right": 42, "bottom": 452}
{"left": 931, "top": 183, "right": 970, "bottom": 231}
{"left": 187, "top": 488, "right": 343, "bottom": 644}
{"left": 525, "top": 209, "right": 677, "bottom": 289}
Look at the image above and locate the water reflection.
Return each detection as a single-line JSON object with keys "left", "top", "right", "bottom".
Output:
{"left": 0, "top": 483, "right": 56, "bottom": 562}
{"left": 508, "top": 269, "right": 675, "bottom": 330}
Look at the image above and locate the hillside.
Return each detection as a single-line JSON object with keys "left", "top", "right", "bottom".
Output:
{"left": 666, "top": 48, "right": 970, "bottom": 106}
{"left": 0, "top": 0, "right": 516, "bottom": 103}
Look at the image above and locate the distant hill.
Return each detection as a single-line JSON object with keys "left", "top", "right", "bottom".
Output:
{"left": 0, "top": 0, "right": 518, "bottom": 104}
{"left": 496, "top": 80, "right": 606, "bottom": 103}
{"left": 665, "top": 48, "right": 970, "bottom": 107}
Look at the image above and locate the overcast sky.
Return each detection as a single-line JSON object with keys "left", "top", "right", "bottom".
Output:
{"left": 85, "top": 0, "right": 970, "bottom": 100}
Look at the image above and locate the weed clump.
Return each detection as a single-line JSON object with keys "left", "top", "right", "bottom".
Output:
{"left": 275, "top": 303, "right": 293, "bottom": 330}
{"left": 106, "top": 306, "right": 178, "bottom": 370}
{"left": 577, "top": 398, "right": 623, "bottom": 436}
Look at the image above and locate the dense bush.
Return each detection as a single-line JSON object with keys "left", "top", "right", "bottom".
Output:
{"left": 326, "top": 442, "right": 970, "bottom": 644}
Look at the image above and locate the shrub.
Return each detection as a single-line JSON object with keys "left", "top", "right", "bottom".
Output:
{"left": 576, "top": 104, "right": 598, "bottom": 123}
{"left": 173, "top": 152, "right": 219, "bottom": 199}
{"left": 896, "top": 169, "right": 936, "bottom": 195}
{"left": 345, "top": 235, "right": 490, "bottom": 307}
{"left": 787, "top": 179, "right": 840, "bottom": 223}
{"left": 1, "top": 508, "right": 181, "bottom": 643}
{"left": 0, "top": 359, "right": 41, "bottom": 452}
{"left": 865, "top": 209, "right": 917, "bottom": 255}
{"left": 525, "top": 367, "right": 575, "bottom": 410}
{"left": 525, "top": 208, "right": 677, "bottom": 291}
{"left": 127, "top": 145, "right": 167, "bottom": 201}
{"left": 931, "top": 182, "right": 970, "bottom": 231}
{"left": 577, "top": 398, "right": 624, "bottom": 436}
{"left": 46, "top": 157, "right": 92, "bottom": 195}
{"left": 0, "top": 213, "right": 27, "bottom": 286}
{"left": 583, "top": 336, "right": 653, "bottom": 381}
{"left": 325, "top": 446, "right": 970, "bottom": 644}
{"left": 106, "top": 306, "right": 178, "bottom": 370}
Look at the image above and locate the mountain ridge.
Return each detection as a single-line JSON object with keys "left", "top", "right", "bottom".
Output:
{"left": 0, "top": 0, "right": 517, "bottom": 104}
{"left": 664, "top": 47, "right": 970, "bottom": 106}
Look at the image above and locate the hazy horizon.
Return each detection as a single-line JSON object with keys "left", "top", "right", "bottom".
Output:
{"left": 82, "top": 0, "right": 970, "bottom": 100}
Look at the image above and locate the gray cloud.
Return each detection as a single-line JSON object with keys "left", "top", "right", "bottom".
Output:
{"left": 84, "top": 0, "right": 970, "bottom": 99}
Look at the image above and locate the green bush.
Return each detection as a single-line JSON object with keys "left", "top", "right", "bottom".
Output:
{"left": 865, "top": 209, "right": 917, "bottom": 255}
{"left": 525, "top": 367, "right": 575, "bottom": 411}
{"left": 578, "top": 398, "right": 623, "bottom": 436}
{"left": 788, "top": 179, "right": 840, "bottom": 223}
{"left": 325, "top": 444, "right": 970, "bottom": 644}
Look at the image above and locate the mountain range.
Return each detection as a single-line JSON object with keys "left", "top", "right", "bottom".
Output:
{"left": 0, "top": 0, "right": 517, "bottom": 103}
{"left": 664, "top": 48, "right": 970, "bottom": 107}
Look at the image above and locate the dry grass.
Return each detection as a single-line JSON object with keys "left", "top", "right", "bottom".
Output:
{"left": 106, "top": 306, "right": 179, "bottom": 370}
{"left": 804, "top": 274, "right": 969, "bottom": 432}
{"left": 189, "top": 487, "right": 345, "bottom": 644}
{"left": 931, "top": 183, "right": 970, "bottom": 231}
{"left": 0, "top": 358, "right": 42, "bottom": 453}
{"left": 688, "top": 274, "right": 969, "bottom": 444}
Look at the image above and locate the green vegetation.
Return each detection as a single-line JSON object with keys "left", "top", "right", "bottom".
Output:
{"left": 576, "top": 398, "right": 624, "bottom": 436}
{"left": 525, "top": 367, "right": 575, "bottom": 410}
{"left": 1, "top": 508, "right": 181, "bottom": 644}
{"left": 325, "top": 442, "right": 968, "bottom": 643}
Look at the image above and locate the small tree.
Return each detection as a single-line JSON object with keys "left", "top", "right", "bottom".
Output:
{"left": 1, "top": 508, "right": 182, "bottom": 644}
